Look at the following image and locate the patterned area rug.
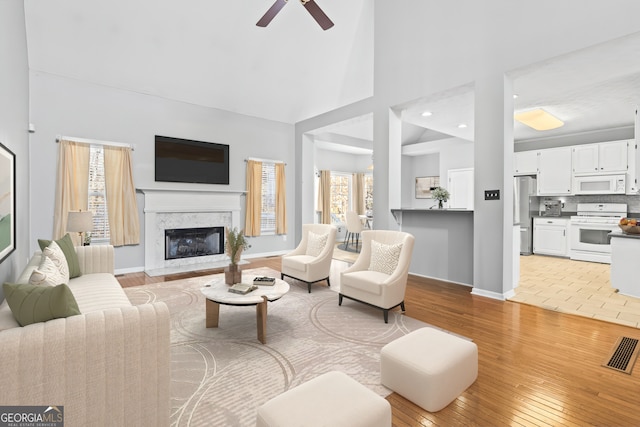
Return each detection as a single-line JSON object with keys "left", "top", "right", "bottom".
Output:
{"left": 124, "top": 267, "right": 434, "bottom": 427}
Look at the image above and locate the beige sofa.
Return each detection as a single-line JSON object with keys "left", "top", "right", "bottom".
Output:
{"left": 0, "top": 245, "right": 170, "bottom": 427}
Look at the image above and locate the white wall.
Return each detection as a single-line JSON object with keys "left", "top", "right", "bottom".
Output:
{"left": 402, "top": 153, "right": 439, "bottom": 209}
{"left": 314, "top": 148, "right": 371, "bottom": 173}
{"left": 0, "top": 2, "right": 30, "bottom": 299}
{"left": 28, "top": 72, "right": 296, "bottom": 271}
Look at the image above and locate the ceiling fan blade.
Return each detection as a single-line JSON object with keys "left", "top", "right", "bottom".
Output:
{"left": 302, "top": 0, "right": 334, "bottom": 30}
{"left": 256, "top": 0, "right": 288, "bottom": 27}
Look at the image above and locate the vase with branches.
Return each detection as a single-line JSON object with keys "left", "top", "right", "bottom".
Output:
{"left": 224, "top": 227, "right": 251, "bottom": 284}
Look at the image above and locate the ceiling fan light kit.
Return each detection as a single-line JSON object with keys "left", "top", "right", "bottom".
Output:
{"left": 257, "top": 0, "right": 334, "bottom": 30}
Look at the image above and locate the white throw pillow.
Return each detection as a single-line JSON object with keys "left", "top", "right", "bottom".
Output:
{"left": 43, "top": 241, "right": 70, "bottom": 283}
{"left": 306, "top": 231, "right": 329, "bottom": 257}
{"left": 368, "top": 240, "right": 403, "bottom": 275}
{"left": 29, "top": 255, "right": 68, "bottom": 287}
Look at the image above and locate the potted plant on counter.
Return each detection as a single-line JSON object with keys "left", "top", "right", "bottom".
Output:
{"left": 432, "top": 187, "right": 450, "bottom": 209}
{"left": 225, "top": 227, "right": 251, "bottom": 285}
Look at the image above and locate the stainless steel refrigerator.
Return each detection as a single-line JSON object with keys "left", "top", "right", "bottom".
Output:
{"left": 513, "top": 176, "right": 537, "bottom": 255}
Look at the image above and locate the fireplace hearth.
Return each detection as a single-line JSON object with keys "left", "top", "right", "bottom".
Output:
{"left": 165, "top": 226, "right": 224, "bottom": 260}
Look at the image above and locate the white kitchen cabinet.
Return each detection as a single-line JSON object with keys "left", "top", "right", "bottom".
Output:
{"left": 610, "top": 233, "right": 640, "bottom": 297}
{"left": 627, "top": 109, "right": 639, "bottom": 194}
{"left": 599, "top": 140, "right": 628, "bottom": 172}
{"left": 572, "top": 140, "right": 628, "bottom": 175}
{"left": 533, "top": 217, "right": 570, "bottom": 257}
{"left": 627, "top": 139, "right": 638, "bottom": 193}
{"left": 572, "top": 144, "right": 599, "bottom": 174}
{"left": 514, "top": 151, "right": 538, "bottom": 176}
{"left": 537, "top": 147, "right": 572, "bottom": 195}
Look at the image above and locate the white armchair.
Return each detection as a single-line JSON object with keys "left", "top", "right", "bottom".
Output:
{"left": 339, "top": 230, "right": 415, "bottom": 323}
{"left": 281, "top": 224, "right": 337, "bottom": 293}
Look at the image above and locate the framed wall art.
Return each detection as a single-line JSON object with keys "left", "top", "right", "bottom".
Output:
{"left": 0, "top": 142, "right": 16, "bottom": 263}
{"left": 415, "top": 176, "right": 439, "bottom": 199}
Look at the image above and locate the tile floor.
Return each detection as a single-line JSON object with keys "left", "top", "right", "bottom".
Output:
{"left": 511, "top": 254, "right": 640, "bottom": 329}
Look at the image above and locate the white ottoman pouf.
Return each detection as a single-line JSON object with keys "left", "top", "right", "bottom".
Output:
{"left": 256, "top": 371, "right": 391, "bottom": 427}
{"left": 380, "top": 327, "right": 477, "bottom": 412}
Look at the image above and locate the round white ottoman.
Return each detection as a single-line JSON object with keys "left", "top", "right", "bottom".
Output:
{"left": 256, "top": 371, "right": 391, "bottom": 427}
{"left": 380, "top": 327, "right": 478, "bottom": 412}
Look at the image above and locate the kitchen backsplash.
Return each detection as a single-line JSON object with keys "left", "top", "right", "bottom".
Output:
{"left": 536, "top": 194, "right": 640, "bottom": 215}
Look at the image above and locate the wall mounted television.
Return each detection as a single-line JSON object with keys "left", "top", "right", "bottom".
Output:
{"left": 155, "top": 135, "right": 229, "bottom": 185}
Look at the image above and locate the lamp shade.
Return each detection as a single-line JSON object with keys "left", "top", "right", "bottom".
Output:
{"left": 67, "top": 211, "right": 94, "bottom": 233}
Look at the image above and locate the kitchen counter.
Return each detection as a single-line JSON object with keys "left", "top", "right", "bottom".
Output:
{"left": 609, "top": 230, "right": 640, "bottom": 239}
{"left": 391, "top": 208, "right": 473, "bottom": 213}
{"left": 609, "top": 231, "right": 640, "bottom": 298}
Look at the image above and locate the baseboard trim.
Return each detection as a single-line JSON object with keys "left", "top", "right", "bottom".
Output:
{"left": 471, "top": 287, "right": 514, "bottom": 301}
{"left": 409, "top": 272, "right": 472, "bottom": 288}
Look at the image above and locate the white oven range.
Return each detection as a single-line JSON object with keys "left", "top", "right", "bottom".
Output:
{"left": 570, "top": 203, "right": 627, "bottom": 264}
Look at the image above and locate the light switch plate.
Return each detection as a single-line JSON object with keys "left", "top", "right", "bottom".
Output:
{"left": 484, "top": 190, "right": 500, "bottom": 200}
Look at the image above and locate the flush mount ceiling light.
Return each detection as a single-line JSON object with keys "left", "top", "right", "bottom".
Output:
{"left": 515, "top": 108, "right": 564, "bottom": 131}
{"left": 421, "top": 111, "right": 433, "bottom": 117}
{"left": 457, "top": 123, "right": 467, "bottom": 129}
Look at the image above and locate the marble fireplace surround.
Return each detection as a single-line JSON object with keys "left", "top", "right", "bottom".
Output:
{"left": 139, "top": 188, "right": 245, "bottom": 276}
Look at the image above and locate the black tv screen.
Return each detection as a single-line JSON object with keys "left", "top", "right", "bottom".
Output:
{"left": 155, "top": 135, "right": 229, "bottom": 185}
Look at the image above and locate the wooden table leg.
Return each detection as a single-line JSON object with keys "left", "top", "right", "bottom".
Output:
{"left": 256, "top": 296, "right": 268, "bottom": 344}
{"left": 206, "top": 299, "right": 220, "bottom": 328}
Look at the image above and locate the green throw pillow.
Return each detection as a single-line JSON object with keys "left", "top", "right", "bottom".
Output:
{"left": 2, "top": 282, "right": 81, "bottom": 327}
{"left": 38, "top": 233, "right": 82, "bottom": 279}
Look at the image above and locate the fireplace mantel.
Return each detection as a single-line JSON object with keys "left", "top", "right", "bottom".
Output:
{"left": 138, "top": 187, "right": 246, "bottom": 213}
{"left": 139, "top": 187, "right": 246, "bottom": 275}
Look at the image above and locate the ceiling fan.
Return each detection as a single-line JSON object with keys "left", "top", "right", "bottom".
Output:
{"left": 257, "top": 0, "right": 334, "bottom": 31}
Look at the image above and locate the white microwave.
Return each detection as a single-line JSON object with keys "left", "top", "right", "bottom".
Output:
{"left": 572, "top": 174, "right": 626, "bottom": 195}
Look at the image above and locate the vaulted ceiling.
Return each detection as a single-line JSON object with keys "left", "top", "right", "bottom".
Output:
{"left": 22, "top": 2, "right": 640, "bottom": 151}
{"left": 23, "top": 0, "right": 373, "bottom": 125}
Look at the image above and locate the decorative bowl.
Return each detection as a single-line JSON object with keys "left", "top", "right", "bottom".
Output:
{"left": 619, "top": 224, "right": 640, "bottom": 234}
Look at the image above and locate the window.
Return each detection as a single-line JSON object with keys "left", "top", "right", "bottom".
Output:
{"left": 88, "top": 146, "right": 110, "bottom": 241}
{"left": 260, "top": 162, "right": 276, "bottom": 234}
{"left": 330, "top": 173, "right": 351, "bottom": 224}
{"left": 364, "top": 173, "right": 374, "bottom": 212}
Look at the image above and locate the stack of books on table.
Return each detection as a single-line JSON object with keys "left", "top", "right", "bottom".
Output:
{"left": 253, "top": 276, "right": 276, "bottom": 286}
{"left": 228, "top": 283, "right": 258, "bottom": 295}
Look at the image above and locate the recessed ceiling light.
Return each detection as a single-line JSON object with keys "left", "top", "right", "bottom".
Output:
{"left": 421, "top": 111, "right": 433, "bottom": 117}
{"left": 514, "top": 108, "right": 564, "bottom": 131}
{"left": 513, "top": 94, "right": 519, "bottom": 99}
{"left": 458, "top": 123, "right": 467, "bottom": 129}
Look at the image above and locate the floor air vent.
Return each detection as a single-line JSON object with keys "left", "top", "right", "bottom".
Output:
{"left": 603, "top": 336, "right": 640, "bottom": 374}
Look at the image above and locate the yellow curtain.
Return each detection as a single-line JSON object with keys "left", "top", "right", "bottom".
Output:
{"left": 275, "top": 162, "right": 287, "bottom": 235}
{"left": 245, "top": 160, "right": 262, "bottom": 236}
{"left": 53, "top": 140, "right": 90, "bottom": 244}
{"left": 104, "top": 146, "right": 140, "bottom": 246}
{"left": 352, "top": 172, "right": 365, "bottom": 215}
{"left": 317, "top": 170, "right": 331, "bottom": 224}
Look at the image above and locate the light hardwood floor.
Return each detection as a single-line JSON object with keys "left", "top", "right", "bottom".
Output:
{"left": 117, "top": 257, "right": 640, "bottom": 427}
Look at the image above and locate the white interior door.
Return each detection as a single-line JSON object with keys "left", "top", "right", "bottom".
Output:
{"left": 448, "top": 168, "right": 474, "bottom": 209}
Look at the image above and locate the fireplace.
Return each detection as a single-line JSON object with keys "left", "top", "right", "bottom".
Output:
{"left": 165, "top": 226, "right": 225, "bottom": 260}
{"left": 139, "top": 188, "right": 243, "bottom": 275}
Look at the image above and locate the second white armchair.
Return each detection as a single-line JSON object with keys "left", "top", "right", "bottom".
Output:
{"left": 339, "top": 230, "right": 415, "bottom": 323}
{"left": 281, "top": 224, "right": 337, "bottom": 293}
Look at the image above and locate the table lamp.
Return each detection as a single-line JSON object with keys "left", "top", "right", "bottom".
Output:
{"left": 67, "top": 210, "right": 94, "bottom": 246}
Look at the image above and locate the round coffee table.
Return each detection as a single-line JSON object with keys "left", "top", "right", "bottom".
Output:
{"left": 200, "top": 274, "right": 289, "bottom": 344}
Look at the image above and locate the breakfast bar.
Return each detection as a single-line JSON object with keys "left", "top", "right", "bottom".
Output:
{"left": 391, "top": 208, "right": 473, "bottom": 286}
